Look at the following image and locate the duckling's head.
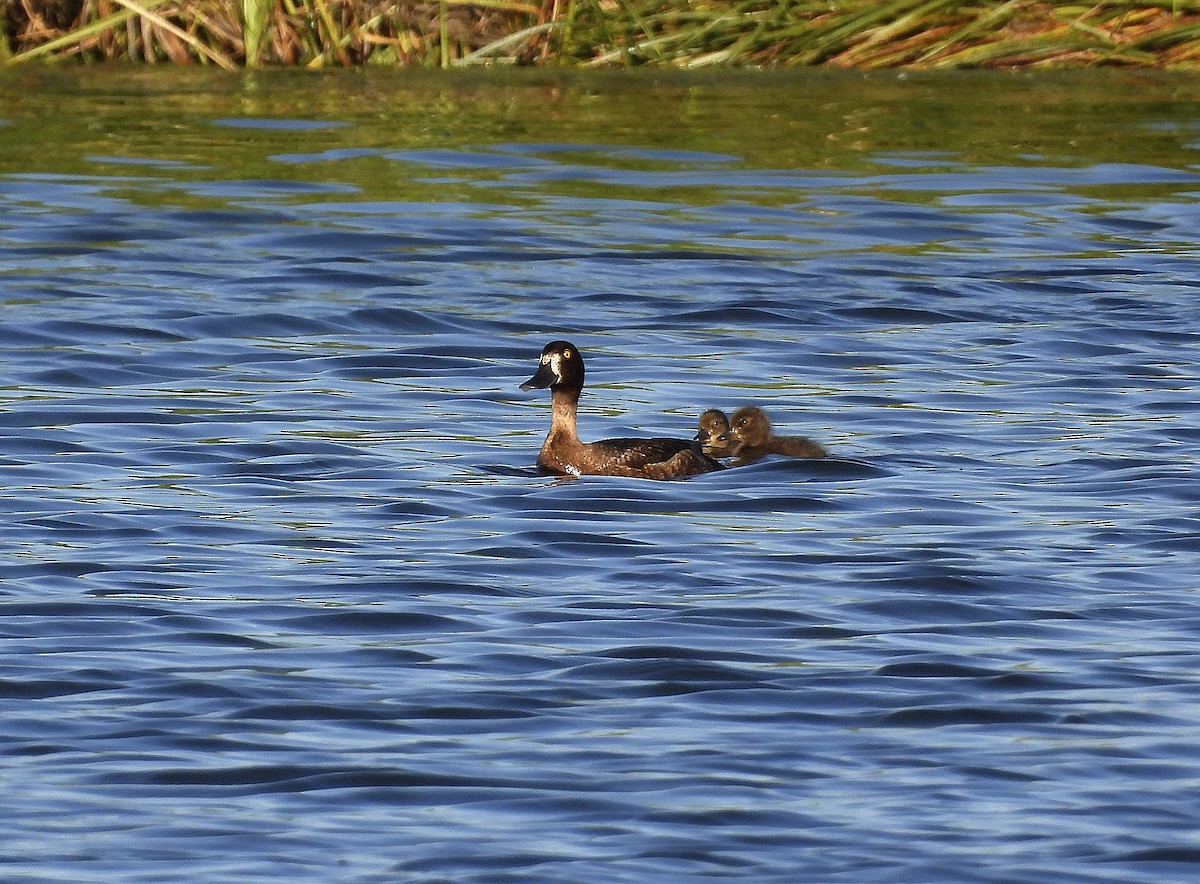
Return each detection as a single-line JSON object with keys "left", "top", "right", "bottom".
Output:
{"left": 729, "top": 406, "right": 771, "bottom": 447}
{"left": 695, "top": 409, "right": 735, "bottom": 457}
{"left": 695, "top": 409, "right": 729, "bottom": 440}
{"left": 520, "top": 340, "right": 584, "bottom": 394}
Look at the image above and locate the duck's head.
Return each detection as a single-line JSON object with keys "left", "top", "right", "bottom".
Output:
{"left": 695, "top": 409, "right": 729, "bottom": 439}
{"left": 729, "top": 406, "right": 771, "bottom": 447}
{"left": 520, "top": 340, "right": 584, "bottom": 393}
{"left": 695, "top": 409, "right": 735, "bottom": 456}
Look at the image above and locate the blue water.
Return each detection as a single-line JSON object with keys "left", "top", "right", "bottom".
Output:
{"left": 2, "top": 67, "right": 1200, "bottom": 882}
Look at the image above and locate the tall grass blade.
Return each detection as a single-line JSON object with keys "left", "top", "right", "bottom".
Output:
{"left": 827, "top": 0, "right": 973, "bottom": 67}
{"left": 914, "top": 0, "right": 1023, "bottom": 64}
{"left": 446, "top": 0, "right": 540, "bottom": 10}
{"left": 108, "top": 0, "right": 238, "bottom": 70}
{"left": 440, "top": 0, "right": 451, "bottom": 68}
{"left": 456, "top": 21, "right": 555, "bottom": 64}
{"left": 310, "top": 0, "right": 350, "bottom": 67}
{"left": 6, "top": 4, "right": 143, "bottom": 64}
{"left": 240, "top": 0, "right": 272, "bottom": 67}
{"left": 793, "top": 0, "right": 929, "bottom": 64}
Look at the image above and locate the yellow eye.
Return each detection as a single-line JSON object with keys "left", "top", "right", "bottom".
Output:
{"left": 563, "top": 349, "right": 572, "bottom": 359}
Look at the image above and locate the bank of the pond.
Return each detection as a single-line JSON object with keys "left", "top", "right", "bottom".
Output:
{"left": 3, "top": 1, "right": 1200, "bottom": 70}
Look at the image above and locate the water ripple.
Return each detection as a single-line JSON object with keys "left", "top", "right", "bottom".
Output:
{"left": 2, "top": 68, "right": 1199, "bottom": 884}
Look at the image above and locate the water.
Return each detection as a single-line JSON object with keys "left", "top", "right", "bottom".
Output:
{"left": 2, "top": 66, "right": 1200, "bottom": 882}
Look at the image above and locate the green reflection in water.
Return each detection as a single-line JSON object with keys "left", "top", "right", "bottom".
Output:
{"left": 1, "top": 66, "right": 1200, "bottom": 212}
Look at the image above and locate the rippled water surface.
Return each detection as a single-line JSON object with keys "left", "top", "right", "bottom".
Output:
{"left": 3, "top": 67, "right": 1200, "bottom": 881}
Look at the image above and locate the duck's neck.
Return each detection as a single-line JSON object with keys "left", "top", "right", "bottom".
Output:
{"left": 548, "top": 387, "right": 581, "bottom": 445}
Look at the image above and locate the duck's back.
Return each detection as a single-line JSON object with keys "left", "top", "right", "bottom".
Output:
{"left": 588, "top": 436, "right": 723, "bottom": 478}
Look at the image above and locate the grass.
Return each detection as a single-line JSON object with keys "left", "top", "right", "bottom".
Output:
{"left": 3, "top": 1, "right": 1200, "bottom": 68}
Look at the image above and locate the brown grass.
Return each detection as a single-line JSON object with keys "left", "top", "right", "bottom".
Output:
{"left": 3, "top": 1, "right": 1200, "bottom": 68}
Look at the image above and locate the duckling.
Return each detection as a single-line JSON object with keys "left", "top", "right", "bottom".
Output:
{"left": 728, "top": 405, "right": 827, "bottom": 465}
{"left": 520, "top": 340, "right": 723, "bottom": 480}
{"left": 694, "top": 409, "right": 737, "bottom": 459}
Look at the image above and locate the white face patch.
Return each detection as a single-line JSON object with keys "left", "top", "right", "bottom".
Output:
{"left": 545, "top": 352, "right": 564, "bottom": 383}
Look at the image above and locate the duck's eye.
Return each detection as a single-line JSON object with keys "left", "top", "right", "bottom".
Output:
{"left": 562, "top": 349, "right": 572, "bottom": 359}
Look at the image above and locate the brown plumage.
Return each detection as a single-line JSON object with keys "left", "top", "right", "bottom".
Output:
{"left": 727, "top": 406, "right": 827, "bottom": 465}
{"left": 520, "top": 341, "right": 723, "bottom": 480}
{"left": 694, "top": 409, "right": 737, "bottom": 458}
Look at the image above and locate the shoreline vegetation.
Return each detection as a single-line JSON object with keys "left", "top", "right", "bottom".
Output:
{"left": 2, "top": 2, "right": 1199, "bottom": 70}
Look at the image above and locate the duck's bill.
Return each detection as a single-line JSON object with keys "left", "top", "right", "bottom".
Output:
{"left": 520, "top": 362, "right": 556, "bottom": 391}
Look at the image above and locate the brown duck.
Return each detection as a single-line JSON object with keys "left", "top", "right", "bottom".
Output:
{"left": 520, "top": 340, "right": 723, "bottom": 480}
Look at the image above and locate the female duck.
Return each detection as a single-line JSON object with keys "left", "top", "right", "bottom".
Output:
{"left": 520, "top": 340, "right": 723, "bottom": 480}
{"left": 695, "top": 409, "right": 737, "bottom": 459}
{"left": 727, "top": 405, "right": 827, "bottom": 465}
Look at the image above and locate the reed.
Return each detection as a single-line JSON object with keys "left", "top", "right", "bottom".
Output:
{"left": 3, "top": 0, "right": 1199, "bottom": 68}
{"left": 240, "top": 0, "right": 272, "bottom": 66}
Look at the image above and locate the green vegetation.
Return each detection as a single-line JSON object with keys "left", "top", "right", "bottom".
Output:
{"left": 3, "top": 1, "right": 1200, "bottom": 69}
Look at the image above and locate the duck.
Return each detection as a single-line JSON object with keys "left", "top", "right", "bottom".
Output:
{"left": 694, "top": 409, "right": 737, "bottom": 459}
{"left": 727, "top": 405, "right": 827, "bottom": 465}
{"left": 519, "top": 340, "right": 723, "bottom": 480}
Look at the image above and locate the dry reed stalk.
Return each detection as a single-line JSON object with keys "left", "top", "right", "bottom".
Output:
{"left": 2, "top": 0, "right": 1198, "bottom": 68}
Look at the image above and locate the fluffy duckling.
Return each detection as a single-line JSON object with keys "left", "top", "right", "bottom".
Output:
{"left": 520, "top": 340, "right": 723, "bottom": 480}
{"left": 727, "top": 405, "right": 826, "bottom": 465}
{"left": 694, "top": 409, "right": 737, "bottom": 459}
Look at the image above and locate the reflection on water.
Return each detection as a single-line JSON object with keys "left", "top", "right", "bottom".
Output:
{"left": 2, "top": 67, "right": 1200, "bottom": 882}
